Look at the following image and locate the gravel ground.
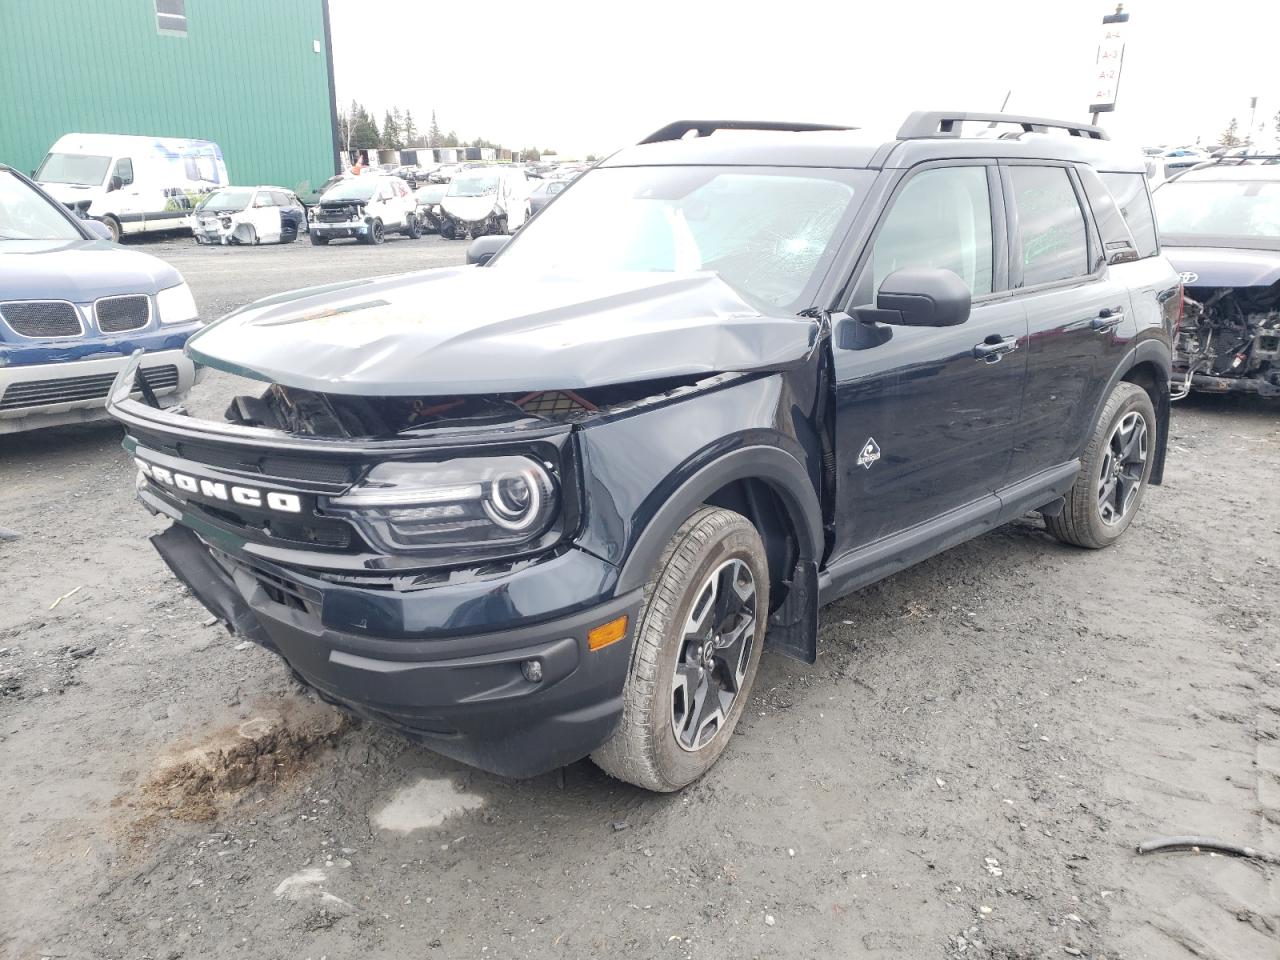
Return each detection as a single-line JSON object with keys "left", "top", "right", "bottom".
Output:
{"left": 1, "top": 235, "right": 1277, "bottom": 959}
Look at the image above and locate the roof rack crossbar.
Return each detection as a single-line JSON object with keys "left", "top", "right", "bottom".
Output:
{"left": 897, "top": 111, "right": 1109, "bottom": 141}
{"left": 639, "top": 120, "right": 856, "bottom": 145}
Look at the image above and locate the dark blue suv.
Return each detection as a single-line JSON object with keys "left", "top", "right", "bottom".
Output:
{"left": 109, "top": 113, "right": 1179, "bottom": 790}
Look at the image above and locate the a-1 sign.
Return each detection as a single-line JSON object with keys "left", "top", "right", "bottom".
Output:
{"left": 1089, "top": 5, "right": 1130, "bottom": 117}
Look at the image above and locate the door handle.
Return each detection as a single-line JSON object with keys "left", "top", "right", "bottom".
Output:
{"left": 1091, "top": 308, "right": 1124, "bottom": 333}
{"left": 972, "top": 335, "right": 1019, "bottom": 363}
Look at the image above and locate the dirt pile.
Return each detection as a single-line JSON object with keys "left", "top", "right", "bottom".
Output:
{"left": 139, "top": 700, "right": 355, "bottom": 821}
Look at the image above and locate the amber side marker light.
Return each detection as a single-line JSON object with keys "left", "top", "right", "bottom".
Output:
{"left": 587, "top": 615, "right": 628, "bottom": 651}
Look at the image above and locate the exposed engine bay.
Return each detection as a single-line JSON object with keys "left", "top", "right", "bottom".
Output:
{"left": 1174, "top": 284, "right": 1280, "bottom": 399}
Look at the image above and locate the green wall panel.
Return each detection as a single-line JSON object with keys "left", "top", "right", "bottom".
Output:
{"left": 0, "top": 0, "right": 338, "bottom": 192}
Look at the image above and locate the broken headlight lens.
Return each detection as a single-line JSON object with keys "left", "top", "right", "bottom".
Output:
{"left": 328, "top": 456, "right": 559, "bottom": 557}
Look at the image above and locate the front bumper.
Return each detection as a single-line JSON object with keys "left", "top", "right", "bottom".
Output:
{"left": 311, "top": 220, "right": 368, "bottom": 239}
{"left": 0, "top": 349, "right": 195, "bottom": 433}
{"left": 151, "top": 523, "right": 642, "bottom": 778}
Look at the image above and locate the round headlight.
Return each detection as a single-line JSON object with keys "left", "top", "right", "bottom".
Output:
{"left": 484, "top": 468, "right": 545, "bottom": 530}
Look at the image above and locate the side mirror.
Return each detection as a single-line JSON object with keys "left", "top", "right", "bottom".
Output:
{"left": 467, "top": 235, "right": 509, "bottom": 266}
{"left": 855, "top": 268, "right": 971, "bottom": 327}
{"left": 107, "top": 175, "right": 123, "bottom": 192}
{"left": 84, "top": 220, "right": 114, "bottom": 241}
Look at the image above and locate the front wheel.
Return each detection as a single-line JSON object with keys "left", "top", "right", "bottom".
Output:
{"left": 101, "top": 215, "right": 122, "bottom": 243}
{"left": 591, "top": 507, "right": 768, "bottom": 792}
{"left": 1046, "top": 381, "right": 1156, "bottom": 549}
{"left": 405, "top": 214, "right": 421, "bottom": 239}
{"left": 440, "top": 219, "right": 457, "bottom": 241}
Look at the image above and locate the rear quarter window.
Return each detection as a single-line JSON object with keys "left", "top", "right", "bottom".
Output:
{"left": 1099, "top": 172, "right": 1159, "bottom": 258}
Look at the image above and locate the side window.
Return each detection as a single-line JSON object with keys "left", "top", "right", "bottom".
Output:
{"left": 862, "top": 166, "right": 994, "bottom": 301}
{"left": 1099, "top": 172, "right": 1159, "bottom": 258}
{"left": 271, "top": 191, "right": 293, "bottom": 207}
{"left": 1077, "top": 166, "right": 1137, "bottom": 265}
{"left": 1008, "top": 166, "right": 1089, "bottom": 286}
{"left": 114, "top": 158, "right": 134, "bottom": 186}
{"left": 253, "top": 192, "right": 274, "bottom": 207}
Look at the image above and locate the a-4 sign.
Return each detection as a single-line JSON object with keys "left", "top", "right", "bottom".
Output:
{"left": 1089, "top": 6, "right": 1129, "bottom": 115}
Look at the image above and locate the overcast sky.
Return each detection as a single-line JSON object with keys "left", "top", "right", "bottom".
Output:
{"left": 329, "top": 0, "right": 1279, "bottom": 158}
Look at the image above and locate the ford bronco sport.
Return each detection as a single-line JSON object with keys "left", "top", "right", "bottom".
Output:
{"left": 109, "top": 112, "right": 1179, "bottom": 791}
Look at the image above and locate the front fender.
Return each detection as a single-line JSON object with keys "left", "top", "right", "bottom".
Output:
{"left": 572, "top": 372, "right": 825, "bottom": 594}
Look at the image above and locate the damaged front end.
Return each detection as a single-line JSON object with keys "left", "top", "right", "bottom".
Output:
{"left": 103, "top": 268, "right": 820, "bottom": 777}
{"left": 190, "top": 211, "right": 258, "bottom": 246}
{"left": 1174, "top": 283, "right": 1280, "bottom": 398}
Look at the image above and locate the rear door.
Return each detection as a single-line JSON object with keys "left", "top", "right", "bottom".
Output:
{"left": 830, "top": 161, "right": 1028, "bottom": 556}
{"left": 1001, "top": 162, "right": 1136, "bottom": 480}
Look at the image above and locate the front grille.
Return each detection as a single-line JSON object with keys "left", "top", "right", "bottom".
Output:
{"left": 0, "top": 301, "right": 82, "bottom": 338}
{"left": 318, "top": 204, "right": 359, "bottom": 222}
{"left": 0, "top": 365, "right": 179, "bottom": 411}
{"left": 165, "top": 442, "right": 357, "bottom": 485}
{"left": 95, "top": 295, "right": 151, "bottom": 333}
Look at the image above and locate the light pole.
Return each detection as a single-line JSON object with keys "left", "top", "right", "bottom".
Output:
{"left": 1248, "top": 96, "right": 1258, "bottom": 146}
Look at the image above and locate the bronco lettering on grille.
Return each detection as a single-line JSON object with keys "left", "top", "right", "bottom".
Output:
{"left": 135, "top": 458, "right": 302, "bottom": 513}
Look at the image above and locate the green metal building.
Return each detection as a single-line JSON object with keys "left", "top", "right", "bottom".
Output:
{"left": 0, "top": 0, "right": 339, "bottom": 192}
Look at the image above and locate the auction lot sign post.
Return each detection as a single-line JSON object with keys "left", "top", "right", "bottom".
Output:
{"left": 1089, "top": 4, "right": 1130, "bottom": 124}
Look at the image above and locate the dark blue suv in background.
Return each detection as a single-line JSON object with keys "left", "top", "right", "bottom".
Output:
{"left": 108, "top": 112, "right": 1179, "bottom": 791}
{"left": 0, "top": 164, "right": 201, "bottom": 435}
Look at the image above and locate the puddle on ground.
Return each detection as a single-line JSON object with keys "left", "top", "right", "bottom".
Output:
{"left": 371, "top": 777, "right": 485, "bottom": 832}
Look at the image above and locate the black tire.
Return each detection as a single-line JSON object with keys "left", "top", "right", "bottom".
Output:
{"left": 405, "top": 214, "right": 421, "bottom": 239}
{"left": 101, "top": 216, "right": 121, "bottom": 243}
{"left": 440, "top": 220, "right": 457, "bottom": 241}
{"left": 364, "top": 219, "right": 385, "bottom": 245}
{"left": 1046, "top": 382, "right": 1156, "bottom": 549}
{"left": 310, "top": 231, "right": 329, "bottom": 245}
{"left": 591, "top": 506, "right": 768, "bottom": 792}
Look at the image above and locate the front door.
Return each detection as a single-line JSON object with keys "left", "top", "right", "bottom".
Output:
{"left": 831, "top": 163, "right": 1028, "bottom": 557}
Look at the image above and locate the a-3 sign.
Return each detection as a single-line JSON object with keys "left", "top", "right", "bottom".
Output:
{"left": 1089, "top": 6, "right": 1130, "bottom": 115}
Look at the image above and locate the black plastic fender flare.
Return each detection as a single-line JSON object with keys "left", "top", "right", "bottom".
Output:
{"left": 616, "top": 444, "right": 824, "bottom": 595}
{"left": 1085, "top": 338, "right": 1172, "bottom": 485}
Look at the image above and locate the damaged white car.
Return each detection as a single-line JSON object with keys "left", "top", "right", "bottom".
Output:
{"left": 188, "top": 187, "right": 307, "bottom": 246}
{"left": 438, "top": 168, "right": 531, "bottom": 240}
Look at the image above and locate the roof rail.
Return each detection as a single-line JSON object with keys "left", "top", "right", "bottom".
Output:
{"left": 639, "top": 120, "right": 855, "bottom": 145}
{"left": 897, "top": 111, "right": 1109, "bottom": 141}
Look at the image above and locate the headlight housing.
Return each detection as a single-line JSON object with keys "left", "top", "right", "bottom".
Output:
{"left": 328, "top": 456, "right": 560, "bottom": 559}
{"left": 155, "top": 282, "right": 199, "bottom": 325}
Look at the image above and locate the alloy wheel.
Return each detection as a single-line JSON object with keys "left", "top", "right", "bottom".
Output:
{"left": 671, "top": 558, "right": 757, "bottom": 751}
{"left": 1097, "top": 410, "right": 1148, "bottom": 525}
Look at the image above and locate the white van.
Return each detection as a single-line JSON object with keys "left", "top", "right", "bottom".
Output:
{"left": 35, "top": 133, "right": 229, "bottom": 242}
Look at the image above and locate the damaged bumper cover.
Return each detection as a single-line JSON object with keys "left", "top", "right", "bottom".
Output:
{"left": 153, "top": 522, "right": 640, "bottom": 777}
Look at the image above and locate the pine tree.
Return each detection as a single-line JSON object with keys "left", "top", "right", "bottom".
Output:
{"left": 383, "top": 110, "right": 403, "bottom": 150}
{"left": 1220, "top": 117, "right": 1241, "bottom": 148}
{"left": 444, "top": 129, "right": 459, "bottom": 147}
{"left": 428, "top": 110, "right": 442, "bottom": 148}
{"left": 403, "top": 110, "right": 418, "bottom": 147}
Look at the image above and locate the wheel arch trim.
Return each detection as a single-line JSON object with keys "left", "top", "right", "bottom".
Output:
{"left": 616, "top": 445, "right": 823, "bottom": 595}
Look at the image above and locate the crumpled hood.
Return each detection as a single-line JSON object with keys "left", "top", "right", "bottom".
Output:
{"left": 187, "top": 268, "right": 819, "bottom": 395}
{"left": 1163, "top": 246, "right": 1280, "bottom": 289}
{"left": 0, "top": 239, "right": 184, "bottom": 300}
